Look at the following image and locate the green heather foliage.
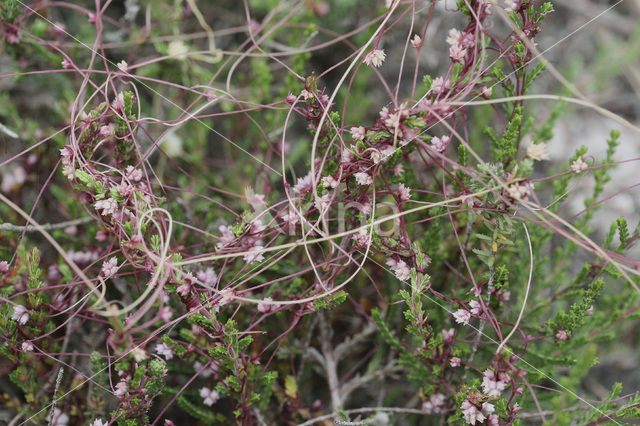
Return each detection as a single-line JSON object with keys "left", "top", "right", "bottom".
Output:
{"left": 1, "top": 1, "right": 639, "bottom": 425}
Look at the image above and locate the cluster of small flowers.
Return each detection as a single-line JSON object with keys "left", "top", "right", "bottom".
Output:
{"left": 11, "top": 305, "right": 29, "bottom": 325}
{"left": 422, "top": 392, "right": 445, "bottom": 414}
{"left": 453, "top": 298, "right": 484, "bottom": 325}
{"left": 481, "top": 369, "right": 509, "bottom": 397}
{"left": 66, "top": 249, "right": 100, "bottom": 265}
{"left": 386, "top": 258, "right": 411, "bottom": 281}
{"left": 216, "top": 217, "right": 266, "bottom": 265}
{"left": 1, "top": 166, "right": 27, "bottom": 193}
{"left": 461, "top": 399, "right": 497, "bottom": 425}
{"left": 446, "top": 28, "right": 474, "bottom": 65}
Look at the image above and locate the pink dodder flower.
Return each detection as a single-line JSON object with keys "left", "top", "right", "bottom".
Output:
{"left": 422, "top": 393, "right": 445, "bottom": 414}
{"left": 386, "top": 258, "right": 411, "bottom": 281}
{"left": 363, "top": 49, "right": 386, "bottom": 67}
{"left": 481, "top": 369, "right": 509, "bottom": 397}
{"left": 101, "top": 257, "right": 119, "bottom": 279}
{"left": 461, "top": 400, "right": 495, "bottom": 425}
{"left": 200, "top": 387, "right": 220, "bottom": 406}
{"left": 94, "top": 198, "right": 118, "bottom": 216}
{"left": 12, "top": 305, "right": 29, "bottom": 325}
{"left": 453, "top": 309, "right": 471, "bottom": 325}
{"left": 155, "top": 342, "right": 174, "bottom": 360}
{"left": 46, "top": 408, "right": 69, "bottom": 426}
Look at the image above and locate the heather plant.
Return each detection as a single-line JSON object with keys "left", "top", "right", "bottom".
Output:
{"left": 1, "top": 0, "right": 640, "bottom": 425}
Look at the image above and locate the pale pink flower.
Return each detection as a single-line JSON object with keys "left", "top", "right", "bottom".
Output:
{"left": 442, "top": 328, "right": 455, "bottom": 342}
{"left": 461, "top": 400, "right": 484, "bottom": 425}
{"left": 453, "top": 309, "right": 471, "bottom": 325}
{"left": 482, "top": 86, "right": 493, "bottom": 98}
{"left": 379, "top": 106, "right": 390, "bottom": 120}
{"left": 61, "top": 58, "right": 73, "bottom": 69}
{"left": 314, "top": 193, "right": 331, "bottom": 212}
{"left": 96, "top": 230, "right": 108, "bottom": 241}
{"left": 176, "top": 281, "right": 192, "bottom": 297}
{"left": 112, "top": 92, "right": 125, "bottom": 113}
{"left": 99, "top": 123, "right": 116, "bottom": 138}
{"left": 587, "top": 305, "right": 594, "bottom": 315}
{"left": 114, "top": 379, "right": 128, "bottom": 397}
{"left": 197, "top": 268, "right": 218, "bottom": 287}
{"left": 482, "top": 369, "right": 508, "bottom": 397}
{"left": 504, "top": 0, "right": 521, "bottom": 12}
{"left": 527, "top": 142, "right": 550, "bottom": 161}
{"left": 431, "top": 77, "right": 449, "bottom": 94}
{"left": 354, "top": 172, "right": 373, "bottom": 186}
{"left": 158, "top": 306, "right": 172, "bottom": 322}
{"left": 300, "top": 89, "right": 314, "bottom": 100}
{"left": 125, "top": 165, "right": 143, "bottom": 182}
{"left": 95, "top": 198, "right": 118, "bottom": 216}
{"left": 322, "top": 175, "right": 339, "bottom": 189}
{"left": 257, "top": 297, "right": 275, "bottom": 313}
{"left": 386, "top": 258, "right": 411, "bottom": 281}
{"left": 117, "top": 60, "right": 128, "bottom": 72}
{"left": 450, "top": 356, "right": 461, "bottom": 367}
{"left": 243, "top": 244, "right": 264, "bottom": 264}
{"left": 200, "top": 387, "right": 220, "bottom": 406}
{"left": 91, "top": 420, "right": 108, "bottom": 426}
{"left": 411, "top": 34, "right": 422, "bottom": 48}
{"left": 46, "top": 408, "right": 69, "bottom": 426}
{"left": 62, "top": 165, "right": 75, "bottom": 180}
{"left": 364, "top": 49, "right": 386, "bottom": 68}
{"left": 194, "top": 360, "right": 219, "bottom": 378}
{"left": 392, "top": 163, "right": 405, "bottom": 177}
{"left": 398, "top": 183, "right": 411, "bottom": 201}
{"left": 247, "top": 192, "right": 266, "bottom": 209}
{"left": 101, "top": 257, "right": 119, "bottom": 279}
{"left": 0, "top": 261, "right": 9, "bottom": 273}
{"left": 350, "top": 126, "right": 366, "bottom": 140}
{"left": 370, "top": 150, "right": 382, "bottom": 164}
{"left": 379, "top": 145, "right": 395, "bottom": 162}
{"left": 281, "top": 211, "right": 299, "bottom": 228}
{"left": 217, "top": 225, "right": 236, "bottom": 249}
{"left": 571, "top": 157, "right": 588, "bottom": 173}
{"left": 359, "top": 200, "right": 372, "bottom": 215}
{"left": 22, "top": 341, "right": 34, "bottom": 352}
{"left": 446, "top": 29, "right": 463, "bottom": 46}
{"left": 155, "top": 342, "right": 174, "bottom": 360}
{"left": 132, "top": 347, "right": 147, "bottom": 362}
{"left": 507, "top": 183, "right": 529, "bottom": 200}
{"left": 431, "top": 135, "right": 450, "bottom": 153}
{"left": 422, "top": 393, "right": 445, "bottom": 414}
{"left": 293, "top": 173, "right": 313, "bottom": 195}
{"left": 486, "top": 414, "right": 499, "bottom": 426}
{"left": 449, "top": 44, "right": 467, "bottom": 63}
{"left": 556, "top": 330, "right": 568, "bottom": 340}
{"left": 66, "top": 249, "right": 99, "bottom": 265}
{"left": 115, "top": 182, "right": 134, "bottom": 197}
{"left": 1, "top": 166, "right": 27, "bottom": 193}
{"left": 384, "top": 112, "right": 404, "bottom": 131}
{"left": 352, "top": 229, "right": 371, "bottom": 248}
{"left": 217, "top": 288, "right": 235, "bottom": 308}
{"left": 283, "top": 93, "right": 298, "bottom": 107}
{"left": 341, "top": 148, "right": 353, "bottom": 163}
{"left": 12, "top": 305, "right": 29, "bottom": 325}
{"left": 469, "top": 299, "right": 482, "bottom": 315}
